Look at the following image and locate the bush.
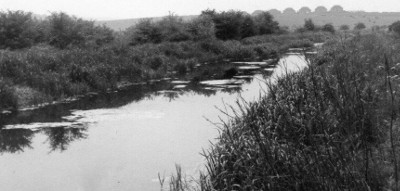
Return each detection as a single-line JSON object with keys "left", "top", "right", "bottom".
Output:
{"left": 144, "top": 55, "right": 165, "bottom": 70}
{"left": 222, "top": 41, "right": 256, "bottom": 61}
{"left": 322, "top": 23, "right": 335, "bottom": 33}
{"left": 304, "top": 19, "right": 315, "bottom": 31}
{"left": 340, "top": 24, "right": 350, "bottom": 31}
{"left": 157, "top": 14, "right": 191, "bottom": 42}
{"left": 47, "top": 12, "right": 114, "bottom": 49}
{"left": 211, "top": 10, "right": 250, "bottom": 40}
{"left": 0, "top": 11, "right": 39, "bottom": 49}
{"left": 253, "top": 11, "right": 279, "bottom": 35}
{"left": 389, "top": 21, "right": 400, "bottom": 36}
{"left": 0, "top": 79, "right": 17, "bottom": 110}
{"left": 354, "top": 22, "right": 366, "bottom": 30}
{"left": 187, "top": 15, "right": 215, "bottom": 41}
{"left": 125, "top": 19, "right": 162, "bottom": 45}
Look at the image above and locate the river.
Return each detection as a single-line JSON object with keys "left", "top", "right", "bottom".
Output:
{"left": 0, "top": 53, "right": 309, "bottom": 191}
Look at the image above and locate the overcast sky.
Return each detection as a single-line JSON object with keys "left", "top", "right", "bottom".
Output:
{"left": 1, "top": 0, "right": 400, "bottom": 20}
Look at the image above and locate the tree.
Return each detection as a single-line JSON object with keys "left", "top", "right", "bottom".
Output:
{"left": 253, "top": 11, "right": 279, "bottom": 35}
{"left": 0, "top": 10, "right": 38, "bottom": 49}
{"left": 315, "top": 6, "right": 328, "bottom": 14}
{"left": 389, "top": 21, "right": 400, "bottom": 35}
{"left": 298, "top": 7, "right": 311, "bottom": 14}
{"left": 340, "top": 24, "right": 350, "bottom": 31}
{"left": 187, "top": 15, "right": 215, "bottom": 41}
{"left": 157, "top": 13, "right": 191, "bottom": 42}
{"left": 201, "top": 9, "right": 217, "bottom": 17}
{"left": 211, "top": 10, "right": 252, "bottom": 40}
{"left": 304, "top": 19, "right": 315, "bottom": 31}
{"left": 330, "top": 5, "right": 345, "bottom": 13}
{"left": 322, "top": 23, "right": 335, "bottom": 33}
{"left": 283, "top": 8, "right": 296, "bottom": 15}
{"left": 240, "top": 15, "right": 256, "bottom": 38}
{"left": 125, "top": 19, "right": 162, "bottom": 44}
{"left": 47, "top": 12, "right": 114, "bottom": 49}
{"left": 354, "top": 22, "right": 366, "bottom": 30}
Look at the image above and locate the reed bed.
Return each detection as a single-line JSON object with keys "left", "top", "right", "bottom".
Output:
{"left": 167, "top": 32, "right": 400, "bottom": 190}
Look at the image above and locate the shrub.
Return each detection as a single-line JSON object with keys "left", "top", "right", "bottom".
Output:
{"left": 0, "top": 11, "right": 38, "bottom": 49}
{"left": 304, "top": 19, "right": 315, "bottom": 31}
{"left": 389, "top": 21, "right": 400, "bottom": 36}
{"left": 125, "top": 19, "right": 163, "bottom": 45}
{"left": 354, "top": 22, "right": 366, "bottom": 30}
{"left": 253, "top": 11, "right": 279, "bottom": 35}
{"left": 47, "top": 12, "right": 114, "bottom": 49}
{"left": 187, "top": 15, "right": 215, "bottom": 41}
{"left": 322, "top": 23, "right": 335, "bottom": 33}
{"left": 0, "top": 79, "right": 17, "bottom": 110}
{"left": 157, "top": 14, "right": 191, "bottom": 42}
{"left": 340, "top": 24, "right": 350, "bottom": 31}
{"left": 222, "top": 41, "right": 256, "bottom": 61}
{"left": 212, "top": 10, "right": 250, "bottom": 40}
{"left": 144, "top": 55, "right": 165, "bottom": 70}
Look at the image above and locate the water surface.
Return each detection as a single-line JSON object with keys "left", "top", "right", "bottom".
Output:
{"left": 0, "top": 54, "right": 308, "bottom": 191}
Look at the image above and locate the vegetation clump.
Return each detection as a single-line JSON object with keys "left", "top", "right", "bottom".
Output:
{"left": 197, "top": 32, "right": 400, "bottom": 190}
{"left": 0, "top": 9, "right": 328, "bottom": 111}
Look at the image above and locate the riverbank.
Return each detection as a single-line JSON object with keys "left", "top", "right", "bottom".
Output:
{"left": 197, "top": 31, "right": 400, "bottom": 190}
{"left": 0, "top": 32, "right": 329, "bottom": 112}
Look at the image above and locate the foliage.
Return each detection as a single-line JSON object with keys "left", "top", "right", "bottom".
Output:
{"left": 252, "top": 11, "right": 279, "bottom": 35}
{"left": 354, "top": 22, "right": 366, "bottom": 30}
{"left": 0, "top": 11, "right": 39, "bottom": 49}
{"left": 0, "top": 79, "right": 17, "bottom": 110}
{"left": 187, "top": 15, "right": 215, "bottom": 41}
{"left": 200, "top": 32, "right": 400, "bottom": 191}
{"left": 208, "top": 10, "right": 252, "bottom": 40}
{"left": 322, "top": 23, "right": 335, "bottom": 33}
{"left": 340, "top": 24, "right": 350, "bottom": 31}
{"left": 47, "top": 12, "right": 114, "bottom": 49}
{"left": 157, "top": 14, "right": 191, "bottom": 42}
{"left": 125, "top": 19, "right": 162, "bottom": 45}
{"left": 389, "top": 21, "right": 400, "bottom": 36}
{"left": 304, "top": 19, "right": 315, "bottom": 31}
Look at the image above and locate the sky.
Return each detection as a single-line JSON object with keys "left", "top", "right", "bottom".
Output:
{"left": 1, "top": 0, "right": 400, "bottom": 20}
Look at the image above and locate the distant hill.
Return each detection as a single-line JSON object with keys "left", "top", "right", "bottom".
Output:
{"left": 255, "top": 10, "right": 400, "bottom": 30}
{"left": 96, "top": 15, "right": 198, "bottom": 31}
{"left": 96, "top": 10, "right": 400, "bottom": 31}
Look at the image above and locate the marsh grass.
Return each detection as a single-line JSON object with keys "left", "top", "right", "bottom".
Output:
{"left": 0, "top": 32, "right": 327, "bottom": 111}
{"left": 165, "top": 32, "right": 400, "bottom": 190}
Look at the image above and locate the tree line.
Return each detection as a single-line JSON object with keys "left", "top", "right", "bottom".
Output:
{"left": 0, "top": 9, "right": 283, "bottom": 50}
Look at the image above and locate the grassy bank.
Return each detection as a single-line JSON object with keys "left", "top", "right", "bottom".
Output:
{"left": 180, "top": 31, "right": 400, "bottom": 190}
{"left": 0, "top": 31, "right": 328, "bottom": 111}
{"left": 0, "top": 10, "right": 334, "bottom": 111}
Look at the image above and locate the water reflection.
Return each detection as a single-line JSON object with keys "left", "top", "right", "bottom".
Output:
{"left": 0, "top": 124, "right": 88, "bottom": 154}
{"left": 43, "top": 127, "right": 88, "bottom": 152}
{"left": 0, "top": 128, "right": 34, "bottom": 154}
{"left": 0, "top": 58, "right": 279, "bottom": 153}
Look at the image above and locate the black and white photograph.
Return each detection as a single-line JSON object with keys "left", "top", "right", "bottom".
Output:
{"left": 1, "top": 0, "right": 400, "bottom": 190}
